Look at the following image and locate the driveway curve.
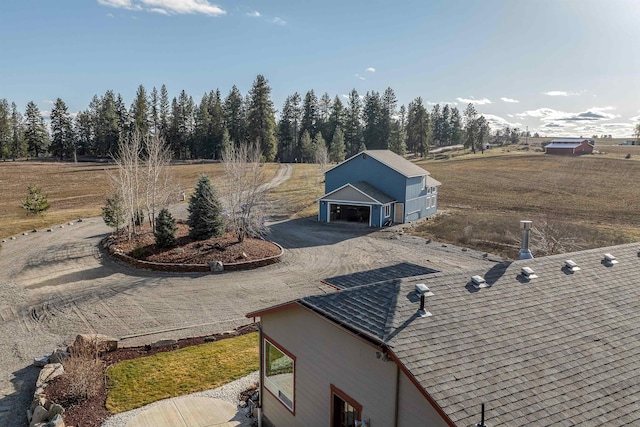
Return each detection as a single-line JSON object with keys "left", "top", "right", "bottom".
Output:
{"left": 0, "top": 163, "right": 491, "bottom": 426}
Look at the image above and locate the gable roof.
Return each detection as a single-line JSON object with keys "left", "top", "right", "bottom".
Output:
{"left": 319, "top": 181, "right": 396, "bottom": 205}
{"left": 545, "top": 142, "right": 582, "bottom": 149}
{"left": 551, "top": 138, "right": 589, "bottom": 144}
{"left": 289, "top": 243, "right": 640, "bottom": 426}
{"left": 325, "top": 150, "right": 429, "bottom": 178}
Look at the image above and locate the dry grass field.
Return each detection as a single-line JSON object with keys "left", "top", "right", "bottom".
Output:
{"left": 267, "top": 163, "right": 324, "bottom": 220}
{"left": 414, "top": 151, "right": 640, "bottom": 258}
{"left": 0, "top": 161, "right": 278, "bottom": 240}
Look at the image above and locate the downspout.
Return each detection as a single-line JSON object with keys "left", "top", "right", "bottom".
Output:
{"left": 394, "top": 363, "right": 400, "bottom": 427}
{"left": 257, "top": 319, "right": 263, "bottom": 427}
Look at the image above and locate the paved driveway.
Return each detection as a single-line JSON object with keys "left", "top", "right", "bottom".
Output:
{"left": 0, "top": 170, "right": 493, "bottom": 426}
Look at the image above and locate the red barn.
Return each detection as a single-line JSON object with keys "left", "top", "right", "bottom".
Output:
{"left": 544, "top": 138, "right": 594, "bottom": 155}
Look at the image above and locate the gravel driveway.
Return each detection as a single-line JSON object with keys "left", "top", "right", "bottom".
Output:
{"left": 0, "top": 164, "right": 494, "bottom": 426}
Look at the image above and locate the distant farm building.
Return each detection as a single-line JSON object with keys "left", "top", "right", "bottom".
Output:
{"left": 544, "top": 138, "right": 594, "bottom": 155}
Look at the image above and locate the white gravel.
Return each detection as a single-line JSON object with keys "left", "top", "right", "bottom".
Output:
{"left": 101, "top": 371, "right": 259, "bottom": 427}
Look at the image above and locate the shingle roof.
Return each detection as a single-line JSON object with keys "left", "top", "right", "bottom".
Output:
{"left": 301, "top": 243, "right": 640, "bottom": 426}
{"left": 349, "top": 181, "right": 396, "bottom": 204}
{"left": 324, "top": 150, "right": 429, "bottom": 178}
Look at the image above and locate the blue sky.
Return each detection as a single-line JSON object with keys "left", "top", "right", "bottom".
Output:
{"left": 1, "top": 0, "right": 639, "bottom": 137}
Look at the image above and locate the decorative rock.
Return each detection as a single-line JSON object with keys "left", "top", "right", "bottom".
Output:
{"left": 49, "top": 349, "right": 70, "bottom": 364}
{"left": 47, "top": 229, "right": 53, "bottom": 232}
{"left": 59, "top": 225, "right": 64, "bottom": 229}
{"left": 1, "top": 239, "right": 6, "bottom": 243}
{"left": 10, "top": 236, "right": 16, "bottom": 240}
{"left": 32, "top": 229, "right": 38, "bottom": 233}
{"left": 68, "top": 222, "right": 73, "bottom": 225}
{"left": 30, "top": 395, "right": 47, "bottom": 412}
{"left": 73, "top": 334, "right": 118, "bottom": 355}
{"left": 77, "top": 218, "right": 83, "bottom": 222}
{"left": 209, "top": 261, "right": 224, "bottom": 272}
{"left": 36, "top": 364, "right": 64, "bottom": 388}
{"left": 174, "top": 248, "right": 185, "bottom": 254}
{"left": 48, "top": 403, "right": 64, "bottom": 419}
{"left": 204, "top": 336, "right": 217, "bottom": 343}
{"left": 23, "top": 232, "right": 29, "bottom": 236}
{"left": 241, "top": 251, "right": 248, "bottom": 259}
{"left": 151, "top": 339, "right": 177, "bottom": 348}
{"left": 30, "top": 405, "right": 48, "bottom": 425}
{"left": 47, "top": 414, "right": 65, "bottom": 427}
{"left": 33, "top": 356, "right": 50, "bottom": 368}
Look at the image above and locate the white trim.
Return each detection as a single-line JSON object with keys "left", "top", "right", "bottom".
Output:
{"left": 319, "top": 183, "right": 386, "bottom": 205}
{"left": 322, "top": 199, "right": 376, "bottom": 206}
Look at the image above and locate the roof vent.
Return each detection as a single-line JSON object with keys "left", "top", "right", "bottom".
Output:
{"left": 564, "top": 259, "right": 580, "bottom": 272}
{"left": 415, "top": 283, "right": 432, "bottom": 317}
{"left": 471, "top": 275, "right": 489, "bottom": 289}
{"left": 521, "top": 266, "right": 538, "bottom": 279}
{"left": 604, "top": 253, "right": 618, "bottom": 265}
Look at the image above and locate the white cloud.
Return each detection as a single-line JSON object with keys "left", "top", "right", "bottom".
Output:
{"left": 341, "top": 94, "right": 349, "bottom": 100}
{"left": 354, "top": 74, "right": 366, "bottom": 81}
{"left": 456, "top": 97, "right": 491, "bottom": 105}
{"left": 516, "top": 106, "right": 618, "bottom": 123}
{"left": 427, "top": 101, "right": 458, "bottom": 106}
{"left": 630, "top": 114, "right": 640, "bottom": 122}
{"left": 107, "top": 12, "right": 114, "bottom": 17}
{"left": 97, "top": 0, "right": 226, "bottom": 16}
{"left": 149, "top": 7, "right": 169, "bottom": 14}
{"left": 43, "top": 100, "right": 55, "bottom": 105}
{"left": 543, "top": 91, "right": 578, "bottom": 97}
{"left": 500, "top": 97, "right": 519, "bottom": 103}
{"left": 366, "top": 67, "right": 376, "bottom": 73}
{"left": 483, "top": 114, "right": 522, "bottom": 130}
{"left": 272, "top": 17, "right": 286, "bottom": 25}
{"left": 247, "top": 10, "right": 261, "bottom": 17}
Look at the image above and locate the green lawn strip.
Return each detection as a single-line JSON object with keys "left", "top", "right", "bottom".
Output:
{"left": 105, "top": 332, "right": 259, "bottom": 413}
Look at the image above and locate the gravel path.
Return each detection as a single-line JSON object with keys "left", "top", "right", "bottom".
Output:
{"left": 0, "top": 163, "right": 494, "bottom": 426}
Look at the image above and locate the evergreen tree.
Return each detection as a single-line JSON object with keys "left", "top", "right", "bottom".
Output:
{"left": 150, "top": 86, "right": 160, "bottom": 136}
{"left": 344, "top": 89, "right": 363, "bottom": 156}
{"left": 102, "top": 194, "right": 125, "bottom": 232}
{"left": 24, "top": 101, "right": 49, "bottom": 157}
{"left": 463, "top": 103, "right": 479, "bottom": 153}
{"left": 318, "top": 92, "right": 332, "bottom": 142}
{"left": 450, "top": 107, "right": 463, "bottom": 145}
{"left": 187, "top": 175, "right": 224, "bottom": 240}
{"left": 131, "top": 84, "right": 149, "bottom": 135}
{"left": 208, "top": 89, "right": 225, "bottom": 159}
{"left": 220, "top": 127, "right": 232, "bottom": 156}
{"left": 9, "top": 102, "right": 25, "bottom": 159}
{"left": 22, "top": 185, "right": 50, "bottom": 216}
{"left": 406, "top": 97, "right": 430, "bottom": 156}
{"left": 329, "top": 127, "right": 346, "bottom": 163}
{"left": 381, "top": 87, "right": 397, "bottom": 148}
{"left": 277, "top": 95, "right": 298, "bottom": 162}
{"left": 328, "top": 96, "right": 345, "bottom": 144}
{"left": 300, "top": 90, "right": 319, "bottom": 139}
{"left": 223, "top": 85, "right": 246, "bottom": 146}
{"left": 441, "top": 104, "right": 452, "bottom": 145}
{"left": 154, "top": 208, "right": 177, "bottom": 248}
{"left": 0, "top": 99, "right": 10, "bottom": 159}
{"left": 194, "top": 92, "right": 212, "bottom": 158}
{"left": 362, "top": 91, "right": 383, "bottom": 149}
{"left": 299, "top": 130, "right": 315, "bottom": 162}
{"left": 159, "top": 84, "right": 170, "bottom": 142}
{"left": 313, "top": 133, "right": 327, "bottom": 162}
{"left": 246, "top": 75, "right": 277, "bottom": 161}
{"left": 50, "top": 98, "right": 75, "bottom": 160}
{"left": 389, "top": 105, "right": 407, "bottom": 155}
{"left": 74, "top": 110, "right": 92, "bottom": 156}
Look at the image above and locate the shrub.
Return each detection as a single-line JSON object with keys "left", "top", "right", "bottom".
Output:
{"left": 22, "top": 185, "right": 50, "bottom": 216}
{"left": 187, "top": 175, "right": 224, "bottom": 240}
{"left": 63, "top": 355, "right": 103, "bottom": 401}
{"left": 131, "top": 247, "right": 145, "bottom": 259}
{"left": 154, "top": 208, "right": 177, "bottom": 248}
{"left": 102, "top": 194, "right": 125, "bottom": 232}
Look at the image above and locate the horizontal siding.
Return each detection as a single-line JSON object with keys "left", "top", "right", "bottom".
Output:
{"left": 398, "top": 373, "right": 451, "bottom": 427}
{"left": 261, "top": 306, "right": 398, "bottom": 427}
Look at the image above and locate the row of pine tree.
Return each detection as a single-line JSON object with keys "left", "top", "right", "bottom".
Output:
{"left": 0, "top": 75, "right": 510, "bottom": 163}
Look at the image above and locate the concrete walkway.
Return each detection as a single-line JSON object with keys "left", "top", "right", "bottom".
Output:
{"left": 126, "top": 396, "right": 253, "bottom": 427}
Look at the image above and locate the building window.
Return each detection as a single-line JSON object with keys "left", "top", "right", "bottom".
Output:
{"left": 264, "top": 337, "right": 295, "bottom": 413}
{"left": 384, "top": 204, "right": 391, "bottom": 217}
{"left": 331, "top": 385, "right": 362, "bottom": 427}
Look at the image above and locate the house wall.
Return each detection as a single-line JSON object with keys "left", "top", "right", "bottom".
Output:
{"left": 260, "top": 306, "right": 449, "bottom": 427}
{"left": 325, "top": 153, "right": 409, "bottom": 204}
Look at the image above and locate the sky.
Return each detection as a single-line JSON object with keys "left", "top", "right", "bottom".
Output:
{"left": 1, "top": 0, "right": 639, "bottom": 138}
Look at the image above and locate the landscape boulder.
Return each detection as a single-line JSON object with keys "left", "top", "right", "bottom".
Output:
{"left": 209, "top": 261, "right": 224, "bottom": 272}
{"left": 36, "top": 364, "right": 64, "bottom": 388}
{"left": 72, "top": 333, "right": 118, "bottom": 355}
{"left": 49, "top": 349, "right": 70, "bottom": 364}
{"left": 47, "top": 414, "right": 65, "bottom": 427}
{"left": 29, "top": 405, "right": 48, "bottom": 426}
{"left": 33, "top": 356, "right": 50, "bottom": 368}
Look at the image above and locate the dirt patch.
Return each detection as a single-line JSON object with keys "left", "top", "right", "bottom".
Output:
{"left": 44, "top": 324, "right": 258, "bottom": 427}
{"left": 111, "top": 222, "right": 280, "bottom": 265}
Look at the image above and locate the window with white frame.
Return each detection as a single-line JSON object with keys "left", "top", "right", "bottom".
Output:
{"left": 264, "top": 338, "right": 295, "bottom": 412}
{"left": 384, "top": 204, "right": 391, "bottom": 217}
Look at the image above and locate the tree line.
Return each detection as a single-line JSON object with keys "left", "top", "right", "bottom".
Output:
{"left": 0, "top": 74, "right": 515, "bottom": 163}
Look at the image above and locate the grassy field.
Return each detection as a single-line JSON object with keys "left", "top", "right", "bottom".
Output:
{"left": 414, "top": 150, "right": 640, "bottom": 258}
{"left": 267, "top": 163, "right": 324, "bottom": 220}
{"left": 105, "top": 332, "right": 259, "bottom": 413}
{"left": 0, "top": 161, "right": 278, "bottom": 239}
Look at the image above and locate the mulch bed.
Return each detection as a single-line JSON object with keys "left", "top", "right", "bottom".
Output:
{"left": 44, "top": 324, "right": 258, "bottom": 427}
{"left": 111, "top": 222, "right": 280, "bottom": 265}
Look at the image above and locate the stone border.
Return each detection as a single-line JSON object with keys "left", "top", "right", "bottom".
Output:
{"left": 103, "top": 238, "right": 284, "bottom": 273}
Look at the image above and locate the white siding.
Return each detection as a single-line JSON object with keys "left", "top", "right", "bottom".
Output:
{"left": 398, "top": 372, "right": 451, "bottom": 427}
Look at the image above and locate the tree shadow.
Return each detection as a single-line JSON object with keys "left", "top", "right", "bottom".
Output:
{"left": 0, "top": 364, "right": 39, "bottom": 427}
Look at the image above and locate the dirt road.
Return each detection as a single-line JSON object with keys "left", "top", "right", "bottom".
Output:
{"left": 0, "top": 163, "right": 492, "bottom": 426}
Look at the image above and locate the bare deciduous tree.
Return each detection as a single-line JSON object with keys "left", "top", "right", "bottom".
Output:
{"left": 110, "top": 131, "right": 143, "bottom": 239}
{"left": 144, "top": 134, "right": 173, "bottom": 232}
{"left": 221, "top": 142, "right": 269, "bottom": 242}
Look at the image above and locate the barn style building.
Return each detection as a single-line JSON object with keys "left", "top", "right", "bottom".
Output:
{"left": 544, "top": 138, "right": 594, "bottom": 155}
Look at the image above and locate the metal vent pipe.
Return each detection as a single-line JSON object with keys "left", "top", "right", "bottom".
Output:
{"left": 519, "top": 220, "right": 533, "bottom": 260}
